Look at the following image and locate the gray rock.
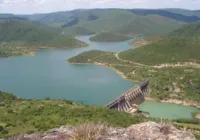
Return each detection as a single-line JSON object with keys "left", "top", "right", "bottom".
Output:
{"left": 8, "top": 122, "right": 196, "bottom": 140}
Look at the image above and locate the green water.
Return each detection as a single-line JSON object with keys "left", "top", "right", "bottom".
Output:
{"left": 139, "top": 101, "right": 200, "bottom": 119}
{"left": 0, "top": 35, "right": 199, "bottom": 118}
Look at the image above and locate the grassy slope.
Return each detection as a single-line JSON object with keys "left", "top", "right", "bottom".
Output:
{"left": 119, "top": 22, "right": 200, "bottom": 65}
{"left": 0, "top": 91, "right": 145, "bottom": 138}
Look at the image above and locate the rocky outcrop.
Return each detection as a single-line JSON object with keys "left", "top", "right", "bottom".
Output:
{"left": 8, "top": 122, "right": 195, "bottom": 140}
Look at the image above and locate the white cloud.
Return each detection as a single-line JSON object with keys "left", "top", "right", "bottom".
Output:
{"left": 0, "top": 0, "right": 199, "bottom": 14}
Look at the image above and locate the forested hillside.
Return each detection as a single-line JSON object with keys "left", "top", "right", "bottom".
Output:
{"left": 21, "top": 9, "right": 200, "bottom": 41}
{"left": 0, "top": 19, "right": 86, "bottom": 57}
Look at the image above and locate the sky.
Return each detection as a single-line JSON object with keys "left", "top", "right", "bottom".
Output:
{"left": 0, "top": 0, "right": 199, "bottom": 14}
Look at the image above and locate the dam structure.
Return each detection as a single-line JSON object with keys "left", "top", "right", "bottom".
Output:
{"left": 105, "top": 80, "right": 149, "bottom": 112}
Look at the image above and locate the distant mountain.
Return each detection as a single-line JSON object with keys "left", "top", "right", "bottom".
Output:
{"left": 107, "top": 14, "right": 184, "bottom": 38}
{"left": 119, "top": 21, "right": 200, "bottom": 65}
{"left": 164, "top": 9, "right": 200, "bottom": 17}
{"left": 21, "top": 9, "right": 195, "bottom": 38}
{"left": 0, "top": 14, "right": 27, "bottom": 22}
{"left": 131, "top": 9, "right": 200, "bottom": 22}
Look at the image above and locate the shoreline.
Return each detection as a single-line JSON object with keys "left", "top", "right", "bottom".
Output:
{"left": 0, "top": 44, "right": 88, "bottom": 58}
{"left": 68, "top": 61, "right": 139, "bottom": 83}
{"left": 145, "top": 97, "right": 200, "bottom": 109}
{"left": 129, "top": 39, "right": 152, "bottom": 47}
{"left": 69, "top": 61, "right": 200, "bottom": 110}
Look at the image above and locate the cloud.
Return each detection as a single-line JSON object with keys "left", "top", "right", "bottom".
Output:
{"left": 1, "top": 0, "right": 148, "bottom": 6}
{"left": 0, "top": 0, "right": 199, "bottom": 14}
{"left": 1, "top": 0, "right": 48, "bottom": 6}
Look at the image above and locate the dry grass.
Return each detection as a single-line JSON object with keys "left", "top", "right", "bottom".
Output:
{"left": 70, "top": 123, "right": 110, "bottom": 140}
{"left": 159, "top": 122, "right": 173, "bottom": 135}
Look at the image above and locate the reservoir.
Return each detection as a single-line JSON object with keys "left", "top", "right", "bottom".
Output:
{"left": 0, "top": 36, "right": 136, "bottom": 106}
{"left": 0, "top": 35, "right": 199, "bottom": 118}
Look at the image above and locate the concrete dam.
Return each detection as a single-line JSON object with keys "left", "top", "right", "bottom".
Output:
{"left": 105, "top": 80, "right": 149, "bottom": 112}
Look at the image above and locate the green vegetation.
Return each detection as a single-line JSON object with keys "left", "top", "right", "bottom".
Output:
{"left": 68, "top": 50, "right": 108, "bottom": 63}
{"left": 0, "top": 20, "right": 86, "bottom": 57}
{"left": 1, "top": 91, "right": 199, "bottom": 139}
{"left": 0, "top": 91, "right": 146, "bottom": 138}
{"left": 63, "top": 26, "right": 95, "bottom": 36}
{"left": 89, "top": 32, "right": 132, "bottom": 42}
{"left": 119, "top": 22, "right": 200, "bottom": 65}
{"left": 119, "top": 37, "right": 200, "bottom": 65}
{"left": 195, "top": 134, "right": 200, "bottom": 140}
{"left": 169, "top": 21, "right": 200, "bottom": 37}
{"left": 172, "top": 118, "right": 200, "bottom": 139}
{"left": 5, "top": 9, "right": 200, "bottom": 42}
{"left": 109, "top": 15, "right": 183, "bottom": 38}
{"left": 0, "top": 20, "right": 85, "bottom": 47}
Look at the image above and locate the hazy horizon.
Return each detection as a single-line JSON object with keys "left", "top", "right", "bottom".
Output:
{"left": 0, "top": 0, "right": 200, "bottom": 14}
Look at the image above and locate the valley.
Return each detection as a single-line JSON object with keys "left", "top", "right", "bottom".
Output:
{"left": 68, "top": 22, "right": 200, "bottom": 109}
{"left": 0, "top": 7, "right": 200, "bottom": 140}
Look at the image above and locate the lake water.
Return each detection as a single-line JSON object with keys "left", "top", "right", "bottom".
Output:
{"left": 0, "top": 36, "right": 137, "bottom": 106}
{"left": 0, "top": 35, "right": 199, "bottom": 118}
{"left": 139, "top": 101, "right": 200, "bottom": 119}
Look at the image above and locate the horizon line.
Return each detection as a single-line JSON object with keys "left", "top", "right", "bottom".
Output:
{"left": 0, "top": 7, "right": 200, "bottom": 15}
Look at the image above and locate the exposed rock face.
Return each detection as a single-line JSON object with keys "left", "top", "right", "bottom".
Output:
{"left": 8, "top": 122, "right": 195, "bottom": 140}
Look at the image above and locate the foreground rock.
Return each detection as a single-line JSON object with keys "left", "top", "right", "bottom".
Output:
{"left": 8, "top": 122, "right": 195, "bottom": 140}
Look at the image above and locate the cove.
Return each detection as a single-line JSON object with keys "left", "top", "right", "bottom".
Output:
{"left": 0, "top": 35, "right": 199, "bottom": 119}
{"left": 139, "top": 101, "right": 200, "bottom": 119}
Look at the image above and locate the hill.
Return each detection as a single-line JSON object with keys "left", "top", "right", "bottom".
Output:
{"left": 89, "top": 32, "right": 132, "bottom": 42}
{"left": 169, "top": 21, "right": 200, "bottom": 37}
{"left": 0, "top": 19, "right": 86, "bottom": 57}
{"left": 0, "top": 14, "right": 27, "bottom": 23}
{"left": 131, "top": 9, "right": 200, "bottom": 22}
{"left": 62, "top": 26, "right": 95, "bottom": 36}
{"left": 21, "top": 9, "right": 197, "bottom": 41}
{"left": 68, "top": 22, "right": 200, "bottom": 103}
{"left": 119, "top": 22, "right": 200, "bottom": 65}
{"left": 0, "top": 91, "right": 145, "bottom": 138}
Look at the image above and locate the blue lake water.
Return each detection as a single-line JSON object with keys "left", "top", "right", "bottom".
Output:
{"left": 0, "top": 36, "right": 138, "bottom": 106}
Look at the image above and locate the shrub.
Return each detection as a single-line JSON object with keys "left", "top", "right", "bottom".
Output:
{"left": 159, "top": 122, "right": 173, "bottom": 135}
{"left": 70, "top": 123, "right": 109, "bottom": 140}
